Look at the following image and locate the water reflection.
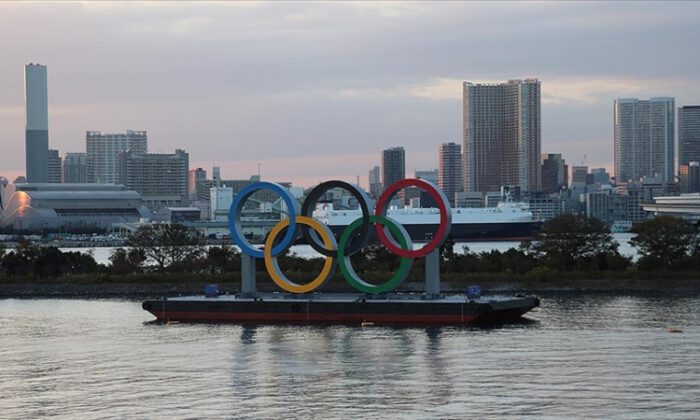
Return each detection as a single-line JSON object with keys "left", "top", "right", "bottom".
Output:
{"left": 1, "top": 297, "right": 700, "bottom": 418}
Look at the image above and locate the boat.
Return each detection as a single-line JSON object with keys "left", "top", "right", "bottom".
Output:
{"left": 313, "top": 201, "right": 541, "bottom": 242}
{"left": 142, "top": 292, "right": 540, "bottom": 326}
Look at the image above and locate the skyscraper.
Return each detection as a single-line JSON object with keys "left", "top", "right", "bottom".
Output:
{"left": 86, "top": 130, "right": 147, "bottom": 183}
{"left": 381, "top": 147, "right": 405, "bottom": 188}
{"left": 63, "top": 152, "right": 87, "bottom": 183}
{"left": 438, "top": 142, "right": 462, "bottom": 206}
{"left": 541, "top": 153, "right": 567, "bottom": 193}
{"left": 614, "top": 97, "right": 675, "bottom": 183}
{"left": 368, "top": 166, "right": 381, "bottom": 197}
{"left": 25, "top": 63, "right": 49, "bottom": 183}
{"left": 679, "top": 105, "right": 700, "bottom": 166}
{"left": 463, "top": 79, "right": 541, "bottom": 193}
{"left": 47, "top": 149, "right": 62, "bottom": 183}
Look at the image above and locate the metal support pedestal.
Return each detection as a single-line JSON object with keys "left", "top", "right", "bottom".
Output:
{"left": 425, "top": 249, "right": 440, "bottom": 298}
{"left": 241, "top": 254, "right": 257, "bottom": 297}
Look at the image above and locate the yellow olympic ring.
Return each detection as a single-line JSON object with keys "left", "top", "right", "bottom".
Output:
{"left": 264, "top": 216, "right": 337, "bottom": 293}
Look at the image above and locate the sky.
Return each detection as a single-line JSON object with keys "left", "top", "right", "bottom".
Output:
{"left": 1, "top": 1, "right": 699, "bottom": 188}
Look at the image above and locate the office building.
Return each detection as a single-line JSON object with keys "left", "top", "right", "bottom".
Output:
{"left": 47, "top": 149, "right": 62, "bottom": 183}
{"left": 188, "top": 168, "right": 207, "bottom": 202}
{"left": 438, "top": 142, "right": 462, "bottom": 206}
{"left": 679, "top": 106, "right": 700, "bottom": 166}
{"left": 415, "top": 169, "right": 439, "bottom": 184}
{"left": 680, "top": 162, "right": 700, "bottom": 193}
{"left": 368, "top": 166, "right": 381, "bottom": 197}
{"left": 541, "top": 153, "right": 567, "bottom": 193}
{"left": 63, "top": 152, "right": 87, "bottom": 183}
{"left": 571, "top": 166, "right": 589, "bottom": 185}
{"left": 86, "top": 130, "right": 147, "bottom": 184}
{"left": 614, "top": 97, "right": 675, "bottom": 183}
{"left": 118, "top": 149, "right": 189, "bottom": 212}
{"left": 381, "top": 147, "right": 405, "bottom": 187}
{"left": 590, "top": 168, "right": 610, "bottom": 185}
{"left": 463, "top": 79, "right": 541, "bottom": 193}
{"left": 25, "top": 63, "right": 49, "bottom": 183}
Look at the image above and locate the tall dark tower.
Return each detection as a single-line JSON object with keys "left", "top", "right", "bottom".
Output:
{"left": 25, "top": 63, "right": 49, "bottom": 183}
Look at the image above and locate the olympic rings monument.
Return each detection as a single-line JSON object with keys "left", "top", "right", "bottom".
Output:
{"left": 143, "top": 179, "right": 539, "bottom": 325}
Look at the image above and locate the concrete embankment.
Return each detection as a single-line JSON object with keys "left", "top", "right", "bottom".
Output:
{"left": 1, "top": 277, "right": 699, "bottom": 299}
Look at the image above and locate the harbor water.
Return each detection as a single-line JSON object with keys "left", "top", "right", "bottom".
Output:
{"left": 1, "top": 295, "right": 699, "bottom": 418}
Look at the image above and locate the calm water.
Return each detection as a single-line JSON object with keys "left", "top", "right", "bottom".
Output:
{"left": 1, "top": 295, "right": 699, "bottom": 418}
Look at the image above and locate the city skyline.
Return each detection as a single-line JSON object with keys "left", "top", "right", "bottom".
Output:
{"left": 2, "top": 2, "right": 700, "bottom": 187}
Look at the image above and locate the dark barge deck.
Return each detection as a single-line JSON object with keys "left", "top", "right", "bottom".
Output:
{"left": 142, "top": 293, "right": 539, "bottom": 326}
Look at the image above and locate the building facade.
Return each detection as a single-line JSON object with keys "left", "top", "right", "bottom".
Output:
{"left": 117, "top": 149, "right": 189, "bottom": 212}
{"left": 188, "top": 168, "right": 207, "bottom": 202}
{"left": 86, "top": 130, "right": 148, "bottom": 184}
{"left": 438, "top": 142, "right": 462, "bottom": 206}
{"left": 368, "top": 166, "right": 381, "bottom": 197}
{"left": 614, "top": 97, "right": 675, "bottom": 183}
{"left": 541, "top": 153, "right": 567, "bottom": 193}
{"left": 679, "top": 106, "right": 700, "bottom": 166}
{"left": 680, "top": 162, "right": 700, "bottom": 193}
{"left": 25, "top": 63, "right": 49, "bottom": 183}
{"left": 381, "top": 147, "right": 405, "bottom": 188}
{"left": 463, "top": 79, "right": 541, "bottom": 193}
{"left": 63, "top": 152, "right": 87, "bottom": 183}
{"left": 47, "top": 149, "right": 62, "bottom": 183}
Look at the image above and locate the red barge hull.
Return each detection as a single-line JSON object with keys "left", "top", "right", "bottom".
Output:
{"left": 142, "top": 293, "right": 539, "bottom": 326}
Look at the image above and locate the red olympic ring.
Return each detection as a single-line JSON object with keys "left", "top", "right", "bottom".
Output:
{"left": 374, "top": 178, "right": 452, "bottom": 258}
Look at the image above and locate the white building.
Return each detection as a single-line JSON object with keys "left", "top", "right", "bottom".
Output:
{"left": 210, "top": 187, "right": 233, "bottom": 221}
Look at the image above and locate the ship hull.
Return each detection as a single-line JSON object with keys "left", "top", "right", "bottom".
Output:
{"left": 142, "top": 294, "right": 539, "bottom": 326}
{"left": 328, "top": 221, "right": 541, "bottom": 242}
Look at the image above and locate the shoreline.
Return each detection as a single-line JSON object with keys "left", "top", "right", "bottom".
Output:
{"left": 2, "top": 278, "right": 699, "bottom": 300}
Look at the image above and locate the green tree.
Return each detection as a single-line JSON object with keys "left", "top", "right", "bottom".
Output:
{"left": 531, "top": 214, "right": 625, "bottom": 271}
{"left": 109, "top": 247, "right": 146, "bottom": 274}
{"left": 630, "top": 216, "right": 699, "bottom": 270}
{"left": 125, "top": 224, "right": 204, "bottom": 271}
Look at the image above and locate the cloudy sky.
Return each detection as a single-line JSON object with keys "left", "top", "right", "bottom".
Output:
{"left": 1, "top": 2, "right": 699, "bottom": 187}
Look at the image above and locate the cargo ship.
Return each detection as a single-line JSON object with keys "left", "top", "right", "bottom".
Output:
{"left": 313, "top": 202, "right": 541, "bottom": 242}
{"left": 142, "top": 292, "right": 539, "bottom": 326}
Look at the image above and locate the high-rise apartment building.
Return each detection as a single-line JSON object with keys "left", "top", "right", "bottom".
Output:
{"left": 679, "top": 106, "right": 700, "bottom": 166}
{"left": 86, "top": 130, "right": 147, "bottom": 184}
{"left": 463, "top": 79, "right": 541, "bottom": 193}
{"left": 541, "top": 154, "right": 567, "bottom": 193}
{"left": 47, "top": 149, "right": 62, "bottom": 183}
{"left": 438, "top": 142, "right": 462, "bottom": 206}
{"left": 25, "top": 63, "right": 49, "bottom": 183}
{"left": 381, "top": 147, "right": 405, "bottom": 188}
{"left": 188, "top": 168, "right": 207, "bottom": 202}
{"left": 368, "top": 166, "right": 381, "bottom": 197}
{"left": 118, "top": 149, "right": 189, "bottom": 212}
{"left": 614, "top": 97, "right": 675, "bottom": 183}
{"left": 63, "top": 152, "right": 87, "bottom": 183}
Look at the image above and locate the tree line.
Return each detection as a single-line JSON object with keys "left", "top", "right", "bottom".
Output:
{"left": 0, "top": 215, "right": 699, "bottom": 280}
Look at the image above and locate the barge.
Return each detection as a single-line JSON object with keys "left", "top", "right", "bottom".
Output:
{"left": 142, "top": 292, "right": 539, "bottom": 326}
